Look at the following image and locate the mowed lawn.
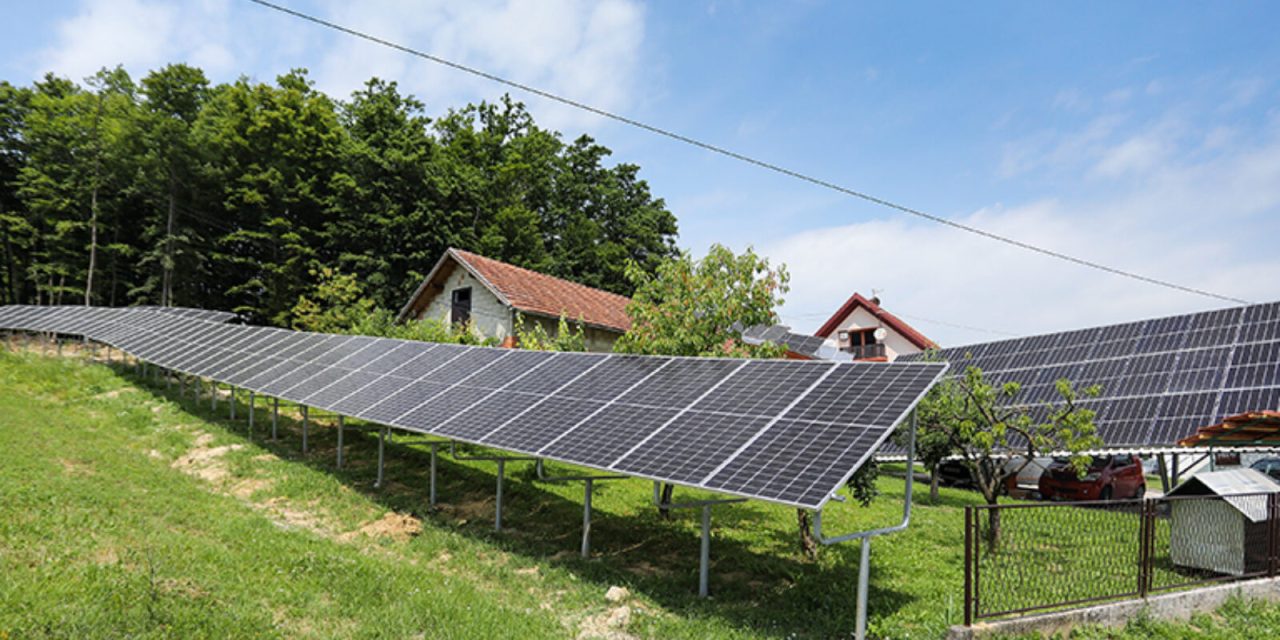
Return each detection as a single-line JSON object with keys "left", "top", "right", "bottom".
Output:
{"left": 2, "top": 347, "right": 1279, "bottom": 639}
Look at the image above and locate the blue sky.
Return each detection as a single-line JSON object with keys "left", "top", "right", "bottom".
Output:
{"left": 4, "top": 1, "right": 1280, "bottom": 345}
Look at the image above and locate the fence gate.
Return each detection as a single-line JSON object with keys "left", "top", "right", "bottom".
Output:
{"left": 964, "top": 493, "right": 1280, "bottom": 624}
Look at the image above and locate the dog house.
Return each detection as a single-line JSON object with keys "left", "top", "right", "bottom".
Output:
{"left": 1166, "top": 469, "right": 1279, "bottom": 576}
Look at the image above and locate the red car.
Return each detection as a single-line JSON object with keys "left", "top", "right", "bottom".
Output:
{"left": 1038, "top": 454, "right": 1145, "bottom": 501}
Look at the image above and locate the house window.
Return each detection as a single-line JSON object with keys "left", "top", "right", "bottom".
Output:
{"left": 837, "top": 328, "right": 886, "bottom": 359}
{"left": 451, "top": 287, "right": 472, "bottom": 326}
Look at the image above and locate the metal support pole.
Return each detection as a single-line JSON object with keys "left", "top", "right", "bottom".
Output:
{"left": 855, "top": 537, "right": 871, "bottom": 640}
{"left": 212, "top": 380, "right": 218, "bottom": 412}
{"left": 496, "top": 459, "right": 506, "bottom": 532}
{"left": 336, "top": 416, "right": 344, "bottom": 468}
{"left": 179, "top": 373, "right": 186, "bottom": 398}
{"left": 582, "top": 479, "right": 594, "bottom": 558}
{"left": 230, "top": 387, "right": 236, "bottom": 421}
{"left": 429, "top": 442, "right": 440, "bottom": 508}
{"left": 272, "top": 398, "right": 279, "bottom": 441}
{"left": 699, "top": 505, "right": 712, "bottom": 598}
{"left": 374, "top": 427, "right": 386, "bottom": 488}
{"left": 248, "top": 392, "right": 256, "bottom": 435}
{"left": 301, "top": 405, "right": 309, "bottom": 453}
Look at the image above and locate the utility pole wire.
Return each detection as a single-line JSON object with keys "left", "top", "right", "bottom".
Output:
{"left": 245, "top": 0, "right": 1252, "bottom": 306}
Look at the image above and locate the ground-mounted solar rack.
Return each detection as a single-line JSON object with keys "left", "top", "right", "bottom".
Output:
{"left": 896, "top": 300, "right": 1280, "bottom": 484}
{"left": 0, "top": 305, "right": 946, "bottom": 638}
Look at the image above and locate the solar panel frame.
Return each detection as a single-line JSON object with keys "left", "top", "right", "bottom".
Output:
{"left": 0, "top": 305, "right": 949, "bottom": 510}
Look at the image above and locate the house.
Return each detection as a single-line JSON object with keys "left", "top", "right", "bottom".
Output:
{"left": 814, "top": 293, "right": 935, "bottom": 361}
{"left": 396, "top": 248, "right": 631, "bottom": 352}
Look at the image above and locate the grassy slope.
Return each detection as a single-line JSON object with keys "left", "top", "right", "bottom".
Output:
{"left": 0, "top": 348, "right": 1277, "bottom": 639}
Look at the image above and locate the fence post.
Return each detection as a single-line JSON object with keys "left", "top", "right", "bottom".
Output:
{"left": 964, "top": 506, "right": 973, "bottom": 626}
{"left": 1269, "top": 493, "right": 1280, "bottom": 578}
{"left": 1138, "top": 499, "right": 1151, "bottom": 598}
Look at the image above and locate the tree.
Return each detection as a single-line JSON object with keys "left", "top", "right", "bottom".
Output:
{"left": 0, "top": 81, "right": 32, "bottom": 304}
{"left": 195, "top": 70, "right": 344, "bottom": 324}
{"left": 136, "top": 64, "right": 211, "bottom": 307}
{"left": 612, "top": 245, "right": 848, "bottom": 557}
{"left": 919, "top": 364, "right": 1103, "bottom": 545}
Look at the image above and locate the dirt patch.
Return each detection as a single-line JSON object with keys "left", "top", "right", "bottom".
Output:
{"left": 93, "top": 546, "right": 120, "bottom": 566}
{"left": 59, "top": 458, "right": 95, "bottom": 476}
{"left": 340, "top": 511, "right": 422, "bottom": 543}
{"left": 625, "top": 560, "right": 668, "bottom": 578}
{"left": 230, "top": 477, "right": 274, "bottom": 499}
{"left": 93, "top": 388, "right": 134, "bottom": 400}
{"left": 171, "top": 440, "right": 244, "bottom": 484}
{"left": 159, "top": 577, "right": 209, "bottom": 600}
{"left": 576, "top": 606, "right": 636, "bottom": 640}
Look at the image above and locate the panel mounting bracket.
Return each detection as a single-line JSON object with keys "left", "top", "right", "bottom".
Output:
{"left": 811, "top": 410, "right": 917, "bottom": 640}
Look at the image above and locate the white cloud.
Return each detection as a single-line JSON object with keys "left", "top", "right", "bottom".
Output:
{"left": 35, "top": 0, "right": 648, "bottom": 133}
{"left": 768, "top": 122, "right": 1280, "bottom": 346}
{"left": 38, "top": 0, "right": 178, "bottom": 82}
{"left": 312, "top": 0, "right": 647, "bottom": 131}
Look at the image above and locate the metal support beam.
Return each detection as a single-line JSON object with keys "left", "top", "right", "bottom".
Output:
{"left": 812, "top": 410, "right": 919, "bottom": 640}
{"left": 212, "top": 380, "right": 218, "bottom": 412}
{"left": 248, "top": 391, "right": 256, "bottom": 436}
{"left": 700, "top": 505, "right": 712, "bottom": 598}
{"left": 583, "top": 479, "right": 594, "bottom": 558}
{"left": 272, "top": 397, "right": 279, "bottom": 441}
{"left": 534, "top": 461, "right": 627, "bottom": 558}
{"left": 301, "top": 405, "right": 309, "bottom": 454}
{"left": 496, "top": 459, "right": 505, "bottom": 531}
{"left": 230, "top": 387, "right": 236, "bottom": 421}
{"left": 336, "top": 416, "right": 344, "bottom": 468}
{"left": 429, "top": 442, "right": 440, "bottom": 508}
{"left": 374, "top": 427, "right": 386, "bottom": 488}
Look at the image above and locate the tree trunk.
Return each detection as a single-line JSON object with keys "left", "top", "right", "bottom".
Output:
{"left": 797, "top": 509, "right": 818, "bottom": 560}
{"left": 163, "top": 181, "right": 176, "bottom": 307}
{"left": 986, "top": 506, "right": 1001, "bottom": 551}
{"left": 657, "top": 483, "right": 675, "bottom": 520}
{"left": 85, "top": 183, "right": 97, "bottom": 306}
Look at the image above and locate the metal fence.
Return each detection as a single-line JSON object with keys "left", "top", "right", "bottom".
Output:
{"left": 963, "top": 492, "right": 1280, "bottom": 623}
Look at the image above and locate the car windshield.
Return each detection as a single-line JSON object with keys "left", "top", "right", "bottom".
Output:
{"left": 1053, "top": 455, "right": 1112, "bottom": 469}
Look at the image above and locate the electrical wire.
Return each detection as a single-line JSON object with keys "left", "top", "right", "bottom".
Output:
{"left": 244, "top": 0, "right": 1253, "bottom": 306}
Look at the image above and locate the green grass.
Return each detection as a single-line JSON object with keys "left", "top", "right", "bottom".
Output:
{"left": 1, "top": 347, "right": 1278, "bottom": 639}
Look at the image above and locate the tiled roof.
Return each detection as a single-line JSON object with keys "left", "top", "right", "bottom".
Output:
{"left": 814, "top": 292, "right": 936, "bottom": 350}
{"left": 450, "top": 249, "right": 633, "bottom": 332}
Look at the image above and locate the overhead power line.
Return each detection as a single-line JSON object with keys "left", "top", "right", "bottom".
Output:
{"left": 245, "top": 0, "right": 1252, "bottom": 306}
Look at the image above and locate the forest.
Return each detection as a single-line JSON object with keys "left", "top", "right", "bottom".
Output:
{"left": 0, "top": 65, "right": 680, "bottom": 325}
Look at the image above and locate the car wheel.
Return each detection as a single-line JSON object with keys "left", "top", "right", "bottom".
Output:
{"left": 1134, "top": 484, "right": 1146, "bottom": 499}
{"left": 1100, "top": 486, "right": 1113, "bottom": 501}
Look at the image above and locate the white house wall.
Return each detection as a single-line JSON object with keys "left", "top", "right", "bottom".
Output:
{"left": 413, "top": 261, "right": 622, "bottom": 351}
{"left": 830, "top": 306, "right": 922, "bottom": 361}
{"left": 414, "top": 262, "right": 512, "bottom": 342}
{"left": 520, "top": 314, "right": 619, "bottom": 353}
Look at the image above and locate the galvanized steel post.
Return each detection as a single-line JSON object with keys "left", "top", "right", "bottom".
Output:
{"left": 336, "top": 416, "right": 344, "bottom": 468}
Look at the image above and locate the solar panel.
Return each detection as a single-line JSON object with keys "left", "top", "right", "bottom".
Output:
{"left": 0, "top": 305, "right": 946, "bottom": 510}
{"left": 899, "top": 300, "right": 1280, "bottom": 448}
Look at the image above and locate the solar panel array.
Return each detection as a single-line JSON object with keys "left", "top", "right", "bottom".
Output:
{"left": 899, "top": 301, "right": 1280, "bottom": 448}
{"left": 133, "top": 306, "right": 239, "bottom": 323}
{"left": 740, "top": 324, "right": 850, "bottom": 361}
{"left": 0, "top": 305, "right": 946, "bottom": 510}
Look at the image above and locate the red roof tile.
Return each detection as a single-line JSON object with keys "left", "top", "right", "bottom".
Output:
{"left": 814, "top": 292, "right": 936, "bottom": 350}
{"left": 450, "top": 249, "right": 632, "bottom": 332}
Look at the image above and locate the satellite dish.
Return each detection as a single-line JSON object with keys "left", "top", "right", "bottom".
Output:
{"left": 873, "top": 327, "right": 888, "bottom": 340}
